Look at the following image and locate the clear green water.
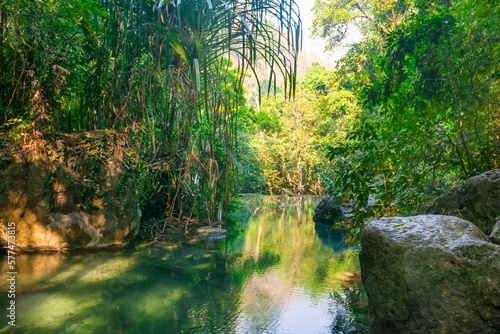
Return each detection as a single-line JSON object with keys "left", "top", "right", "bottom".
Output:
{"left": 0, "top": 195, "right": 368, "bottom": 334}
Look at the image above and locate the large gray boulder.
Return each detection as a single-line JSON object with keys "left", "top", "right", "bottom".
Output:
{"left": 360, "top": 215, "right": 500, "bottom": 334}
{"left": 417, "top": 169, "right": 500, "bottom": 235}
{"left": 0, "top": 131, "right": 141, "bottom": 252}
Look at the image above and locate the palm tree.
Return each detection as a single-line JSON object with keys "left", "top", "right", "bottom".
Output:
{"left": 149, "top": 0, "right": 303, "bottom": 222}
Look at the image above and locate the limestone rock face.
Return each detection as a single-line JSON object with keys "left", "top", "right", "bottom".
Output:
{"left": 360, "top": 215, "right": 500, "bottom": 334}
{"left": 313, "top": 196, "right": 346, "bottom": 224}
{"left": 417, "top": 169, "right": 500, "bottom": 235}
{"left": 0, "top": 131, "right": 141, "bottom": 252}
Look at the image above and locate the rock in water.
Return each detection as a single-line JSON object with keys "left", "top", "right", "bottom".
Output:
{"left": 417, "top": 169, "right": 500, "bottom": 235}
{"left": 313, "top": 196, "right": 345, "bottom": 224}
{"left": 360, "top": 215, "right": 500, "bottom": 334}
{"left": 197, "top": 227, "right": 226, "bottom": 240}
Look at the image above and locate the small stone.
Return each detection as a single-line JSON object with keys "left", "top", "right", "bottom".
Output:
{"left": 197, "top": 227, "right": 226, "bottom": 240}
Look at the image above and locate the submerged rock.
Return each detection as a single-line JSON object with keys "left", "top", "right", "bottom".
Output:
{"left": 197, "top": 226, "right": 226, "bottom": 240}
{"left": 0, "top": 132, "right": 141, "bottom": 252}
{"left": 360, "top": 215, "right": 500, "bottom": 334}
{"left": 313, "top": 197, "right": 346, "bottom": 224}
{"left": 314, "top": 221, "right": 351, "bottom": 252}
{"left": 417, "top": 169, "right": 500, "bottom": 235}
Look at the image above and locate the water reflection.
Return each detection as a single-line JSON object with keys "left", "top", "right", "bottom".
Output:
{"left": 314, "top": 222, "right": 352, "bottom": 253}
{"left": 0, "top": 195, "right": 367, "bottom": 333}
{"left": 0, "top": 253, "right": 65, "bottom": 291}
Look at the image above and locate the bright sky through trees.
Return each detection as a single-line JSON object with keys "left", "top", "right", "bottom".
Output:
{"left": 294, "top": 0, "right": 362, "bottom": 74}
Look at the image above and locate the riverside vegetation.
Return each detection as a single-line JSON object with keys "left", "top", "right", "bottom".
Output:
{"left": 238, "top": 0, "right": 500, "bottom": 243}
{"left": 0, "top": 0, "right": 499, "bottom": 253}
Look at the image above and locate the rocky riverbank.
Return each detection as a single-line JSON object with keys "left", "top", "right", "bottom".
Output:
{"left": 359, "top": 170, "right": 500, "bottom": 333}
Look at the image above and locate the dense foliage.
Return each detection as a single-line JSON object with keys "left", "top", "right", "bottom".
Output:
{"left": 311, "top": 0, "right": 500, "bottom": 242}
{"left": 237, "top": 63, "right": 360, "bottom": 195}
{"left": 0, "top": 0, "right": 302, "bottom": 226}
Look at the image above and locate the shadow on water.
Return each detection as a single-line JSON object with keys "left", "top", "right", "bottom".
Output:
{"left": 314, "top": 222, "right": 354, "bottom": 253}
{"left": 0, "top": 195, "right": 368, "bottom": 334}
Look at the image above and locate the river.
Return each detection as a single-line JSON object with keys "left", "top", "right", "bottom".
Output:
{"left": 0, "top": 195, "right": 368, "bottom": 333}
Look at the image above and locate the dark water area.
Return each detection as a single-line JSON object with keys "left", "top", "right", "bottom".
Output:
{"left": 0, "top": 195, "right": 368, "bottom": 333}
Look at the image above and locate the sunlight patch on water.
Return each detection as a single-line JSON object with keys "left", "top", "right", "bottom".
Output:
{"left": 78, "top": 257, "right": 136, "bottom": 283}
{"left": 19, "top": 293, "right": 99, "bottom": 331}
{"left": 132, "top": 284, "right": 184, "bottom": 321}
{"left": 49, "top": 263, "right": 86, "bottom": 284}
